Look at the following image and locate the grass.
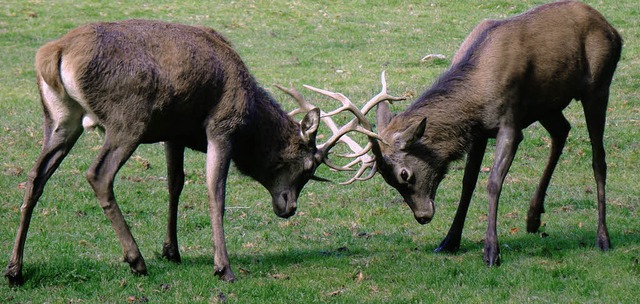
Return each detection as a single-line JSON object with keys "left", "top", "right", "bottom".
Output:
{"left": 1, "top": 0, "right": 639, "bottom": 303}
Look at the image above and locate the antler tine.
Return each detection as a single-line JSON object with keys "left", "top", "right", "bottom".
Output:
{"left": 302, "top": 84, "right": 388, "bottom": 156}
{"left": 340, "top": 160, "right": 377, "bottom": 185}
{"left": 317, "top": 119, "right": 385, "bottom": 153}
{"left": 325, "top": 144, "right": 374, "bottom": 171}
{"left": 275, "top": 84, "right": 316, "bottom": 116}
{"left": 278, "top": 71, "right": 401, "bottom": 185}
{"left": 361, "top": 71, "right": 407, "bottom": 116}
{"left": 323, "top": 157, "right": 356, "bottom": 172}
{"left": 277, "top": 82, "right": 377, "bottom": 185}
{"left": 323, "top": 150, "right": 377, "bottom": 184}
{"left": 338, "top": 154, "right": 370, "bottom": 170}
{"left": 276, "top": 83, "right": 367, "bottom": 149}
{"left": 338, "top": 142, "right": 372, "bottom": 158}
{"left": 302, "top": 84, "right": 371, "bottom": 126}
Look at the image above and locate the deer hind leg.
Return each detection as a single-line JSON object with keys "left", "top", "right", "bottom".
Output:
{"left": 86, "top": 137, "right": 147, "bottom": 274}
{"left": 581, "top": 88, "right": 611, "bottom": 251}
{"left": 526, "top": 113, "right": 571, "bottom": 233}
{"left": 484, "top": 126, "right": 523, "bottom": 267}
{"left": 162, "top": 142, "right": 185, "bottom": 263}
{"left": 435, "top": 136, "right": 488, "bottom": 253}
{"left": 5, "top": 82, "right": 84, "bottom": 286}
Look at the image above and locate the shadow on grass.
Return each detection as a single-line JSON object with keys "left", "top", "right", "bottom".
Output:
{"left": 444, "top": 222, "right": 640, "bottom": 262}
{"left": 11, "top": 225, "right": 639, "bottom": 287}
{"left": 14, "top": 259, "right": 121, "bottom": 289}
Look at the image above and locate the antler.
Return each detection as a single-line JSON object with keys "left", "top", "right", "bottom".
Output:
{"left": 277, "top": 71, "right": 405, "bottom": 184}
{"left": 276, "top": 84, "right": 371, "bottom": 181}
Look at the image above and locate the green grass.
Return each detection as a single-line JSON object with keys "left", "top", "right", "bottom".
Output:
{"left": 1, "top": 0, "right": 639, "bottom": 303}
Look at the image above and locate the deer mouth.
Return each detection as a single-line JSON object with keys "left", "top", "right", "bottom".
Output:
{"left": 411, "top": 198, "right": 435, "bottom": 225}
{"left": 272, "top": 190, "right": 297, "bottom": 218}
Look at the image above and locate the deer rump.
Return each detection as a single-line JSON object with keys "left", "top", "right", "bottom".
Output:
{"left": 39, "top": 20, "right": 238, "bottom": 147}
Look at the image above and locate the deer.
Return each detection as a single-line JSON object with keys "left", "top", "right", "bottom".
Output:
{"left": 297, "top": 1, "right": 623, "bottom": 266}
{"left": 4, "top": 19, "right": 387, "bottom": 286}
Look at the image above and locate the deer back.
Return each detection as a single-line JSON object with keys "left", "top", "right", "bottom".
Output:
{"left": 37, "top": 20, "right": 254, "bottom": 147}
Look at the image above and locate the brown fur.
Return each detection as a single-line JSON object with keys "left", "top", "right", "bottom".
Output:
{"left": 6, "top": 20, "right": 322, "bottom": 285}
{"left": 373, "top": 1, "right": 622, "bottom": 265}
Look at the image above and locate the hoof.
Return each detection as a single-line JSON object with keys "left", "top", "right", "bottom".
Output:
{"left": 526, "top": 205, "right": 545, "bottom": 233}
{"left": 5, "top": 264, "right": 25, "bottom": 287}
{"left": 596, "top": 227, "right": 611, "bottom": 251}
{"left": 162, "top": 244, "right": 182, "bottom": 264}
{"left": 596, "top": 238, "right": 611, "bottom": 252}
{"left": 5, "top": 272, "right": 25, "bottom": 287}
{"left": 127, "top": 256, "right": 148, "bottom": 276}
{"left": 214, "top": 266, "right": 235, "bottom": 282}
{"left": 484, "top": 255, "right": 501, "bottom": 267}
{"left": 434, "top": 236, "right": 461, "bottom": 253}
{"left": 526, "top": 215, "right": 541, "bottom": 233}
{"left": 483, "top": 243, "right": 501, "bottom": 267}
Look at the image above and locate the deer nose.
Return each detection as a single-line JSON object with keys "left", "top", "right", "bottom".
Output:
{"left": 282, "top": 191, "right": 297, "bottom": 211}
{"left": 415, "top": 215, "right": 433, "bottom": 225}
{"left": 274, "top": 190, "right": 297, "bottom": 218}
{"left": 412, "top": 199, "right": 435, "bottom": 225}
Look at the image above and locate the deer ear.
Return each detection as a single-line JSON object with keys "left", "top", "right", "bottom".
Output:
{"left": 397, "top": 118, "right": 427, "bottom": 150}
{"left": 376, "top": 101, "right": 393, "bottom": 130}
{"left": 300, "top": 108, "right": 320, "bottom": 144}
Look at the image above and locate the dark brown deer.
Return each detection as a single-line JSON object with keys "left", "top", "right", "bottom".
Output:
{"left": 3, "top": 19, "right": 375, "bottom": 285}
{"left": 305, "top": 1, "right": 623, "bottom": 266}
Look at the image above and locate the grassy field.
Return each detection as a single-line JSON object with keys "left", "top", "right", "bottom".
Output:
{"left": 1, "top": 0, "right": 639, "bottom": 303}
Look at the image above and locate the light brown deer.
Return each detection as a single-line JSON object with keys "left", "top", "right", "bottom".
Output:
{"left": 303, "top": 1, "right": 623, "bottom": 266}
{"left": 4, "top": 19, "right": 380, "bottom": 286}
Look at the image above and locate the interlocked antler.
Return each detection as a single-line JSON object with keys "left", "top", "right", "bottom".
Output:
{"left": 277, "top": 71, "right": 405, "bottom": 184}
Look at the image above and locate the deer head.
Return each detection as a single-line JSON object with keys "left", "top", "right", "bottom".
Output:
{"left": 373, "top": 109, "right": 438, "bottom": 224}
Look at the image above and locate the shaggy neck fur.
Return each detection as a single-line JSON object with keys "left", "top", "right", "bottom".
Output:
{"left": 390, "top": 62, "right": 485, "bottom": 164}
{"left": 231, "top": 78, "right": 301, "bottom": 184}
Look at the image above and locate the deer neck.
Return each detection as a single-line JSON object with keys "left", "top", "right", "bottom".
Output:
{"left": 402, "top": 76, "right": 484, "bottom": 163}
{"left": 231, "top": 84, "right": 298, "bottom": 181}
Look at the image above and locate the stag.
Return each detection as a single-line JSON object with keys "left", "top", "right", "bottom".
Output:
{"left": 3, "top": 19, "right": 379, "bottom": 285}
{"left": 305, "top": 1, "right": 622, "bottom": 266}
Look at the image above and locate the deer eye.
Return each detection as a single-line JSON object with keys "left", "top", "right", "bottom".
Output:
{"left": 400, "top": 169, "right": 409, "bottom": 182}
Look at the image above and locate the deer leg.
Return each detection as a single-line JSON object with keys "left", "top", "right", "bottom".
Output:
{"left": 484, "top": 127, "right": 522, "bottom": 266}
{"left": 5, "top": 114, "right": 83, "bottom": 286}
{"left": 205, "top": 138, "right": 235, "bottom": 282}
{"left": 582, "top": 90, "right": 610, "bottom": 251}
{"left": 526, "top": 114, "right": 571, "bottom": 233}
{"left": 162, "top": 142, "right": 185, "bottom": 263}
{"left": 86, "top": 138, "right": 147, "bottom": 275}
{"left": 435, "top": 136, "right": 488, "bottom": 253}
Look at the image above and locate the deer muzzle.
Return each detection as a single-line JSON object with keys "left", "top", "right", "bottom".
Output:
{"left": 272, "top": 190, "right": 297, "bottom": 218}
{"left": 411, "top": 198, "right": 435, "bottom": 225}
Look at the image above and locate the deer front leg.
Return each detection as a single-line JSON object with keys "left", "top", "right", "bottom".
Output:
{"left": 484, "top": 127, "right": 522, "bottom": 267}
{"left": 162, "top": 142, "right": 185, "bottom": 263}
{"left": 86, "top": 140, "right": 147, "bottom": 275}
{"left": 205, "top": 139, "right": 235, "bottom": 282}
{"left": 435, "top": 136, "right": 487, "bottom": 253}
{"left": 527, "top": 114, "right": 570, "bottom": 233}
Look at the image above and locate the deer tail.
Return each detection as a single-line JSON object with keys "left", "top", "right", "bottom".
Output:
{"left": 35, "top": 41, "right": 65, "bottom": 96}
